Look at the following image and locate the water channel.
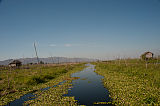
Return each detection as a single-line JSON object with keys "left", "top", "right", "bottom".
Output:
{"left": 64, "top": 63, "right": 112, "bottom": 105}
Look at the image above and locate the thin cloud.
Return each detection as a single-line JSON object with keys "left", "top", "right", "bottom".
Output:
{"left": 64, "top": 44, "right": 72, "bottom": 47}
{"left": 49, "top": 43, "right": 100, "bottom": 48}
{"left": 63, "top": 43, "right": 101, "bottom": 47}
{"left": 49, "top": 44, "right": 56, "bottom": 47}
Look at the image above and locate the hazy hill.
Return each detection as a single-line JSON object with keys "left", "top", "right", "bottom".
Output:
{"left": 0, "top": 57, "right": 96, "bottom": 65}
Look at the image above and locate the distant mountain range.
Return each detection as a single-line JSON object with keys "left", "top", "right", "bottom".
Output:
{"left": 0, "top": 57, "right": 97, "bottom": 65}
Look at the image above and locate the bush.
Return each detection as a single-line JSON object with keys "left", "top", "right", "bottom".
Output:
{"left": 40, "top": 61, "right": 44, "bottom": 64}
{"left": 61, "top": 69, "right": 68, "bottom": 73}
{"left": 42, "top": 75, "right": 55, "bottom": 80}
{"left": 144, "top": 96, "right": 157, "bottom": 104}
{"left": 27, "top": 76, "right": 46, "bottom": 85}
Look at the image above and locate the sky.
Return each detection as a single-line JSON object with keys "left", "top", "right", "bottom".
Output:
{"left": 0, "top": 0, "right": 160, "bottom": 60}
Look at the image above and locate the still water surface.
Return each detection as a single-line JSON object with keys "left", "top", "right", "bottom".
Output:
{"left": 64, "top": 63, "right": 112, "bottom": 106}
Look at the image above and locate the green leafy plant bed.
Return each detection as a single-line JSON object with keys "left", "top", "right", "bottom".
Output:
{"left": 0, "top": 63, "right": 85, "bottom": 105}
{"left": 93, "top": 59, "right": 160, "bottom": 105}
{"left": 25, "top": 80, "right": 79, "bottom": 105}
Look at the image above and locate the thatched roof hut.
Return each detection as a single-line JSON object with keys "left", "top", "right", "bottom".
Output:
{"left": 141, "top": 52, "right": 154, "bottom": 60}
{"left": 9, "top": 60, "right": 22, "bottom": 67}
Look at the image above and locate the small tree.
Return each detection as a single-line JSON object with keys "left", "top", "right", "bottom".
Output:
{"left": 40, "top": 61, "right": 44, "bottom": 64}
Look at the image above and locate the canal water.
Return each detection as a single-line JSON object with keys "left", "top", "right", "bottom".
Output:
{"left": 64, "top": 63, "right": 112, "bottom": 106}
{"left": 5, "top": 81, "right": 67, "bottom": 106}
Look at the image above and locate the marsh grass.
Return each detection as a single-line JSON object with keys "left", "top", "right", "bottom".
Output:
{"left": 0, "top": 63, "right": 85, "bottom": 105}
{"left": 24, "top": 64, "right": 85, "bottom": 106}
{"left": 93, "top": 59, "right": 160, "bottom": 105}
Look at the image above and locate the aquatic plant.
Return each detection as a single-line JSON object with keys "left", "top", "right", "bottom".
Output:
{"left": 0, "top": 63, "right": 85, "bottom": 105}
{"left": 93, "top": 59, "right": 160, "bottom": 105}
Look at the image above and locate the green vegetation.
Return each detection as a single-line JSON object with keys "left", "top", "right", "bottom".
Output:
{"left": 0, "top": 63, "right": 85, "bottom": 105}
{"left": 25, "top": 78, "right": 78, "bottom": 106}
{"left": 39, "top": 61, "right": 44, "bottom": 64}
{"left": 93, "top": 59, "right": 160, "bottom": 105}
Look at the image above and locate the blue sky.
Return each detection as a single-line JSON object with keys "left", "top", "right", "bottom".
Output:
{"left": 0, "top": 0, "right": 160, "bottom": 60}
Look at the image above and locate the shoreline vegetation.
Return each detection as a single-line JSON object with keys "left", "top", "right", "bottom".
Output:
{"left": 0, "top": 63, "right": 85, "bottom": 105}
{"left": 0, "top": 58, "right": 160, "bottom": 105}
{"left": 93, "top": 59, "right": 160, "bottom": 105}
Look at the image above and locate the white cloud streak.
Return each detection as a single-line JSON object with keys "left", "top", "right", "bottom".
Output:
{"left": 49, "top": 44, "right": 56, "bottom": 47}
{"left": 49, "top": 43, "right": 100, "bottom": 48}
{"left": 64, "top": 44, "right": 72, "bottom": 47}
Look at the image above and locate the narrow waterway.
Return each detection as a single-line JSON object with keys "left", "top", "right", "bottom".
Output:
{"left": 64, "top": 63, "right": 112, "bottom": 106}
{"left": 5, "top": 81, "right": 66, "bottom": 106}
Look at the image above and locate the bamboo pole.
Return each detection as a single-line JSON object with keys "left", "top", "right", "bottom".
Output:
{"left": 34, "top": 42, "right": 39, "bottom": 64}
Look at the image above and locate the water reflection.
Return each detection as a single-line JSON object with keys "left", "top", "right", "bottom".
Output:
{"left": 64, "top": 64, "right": 112, "bottom": 106}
